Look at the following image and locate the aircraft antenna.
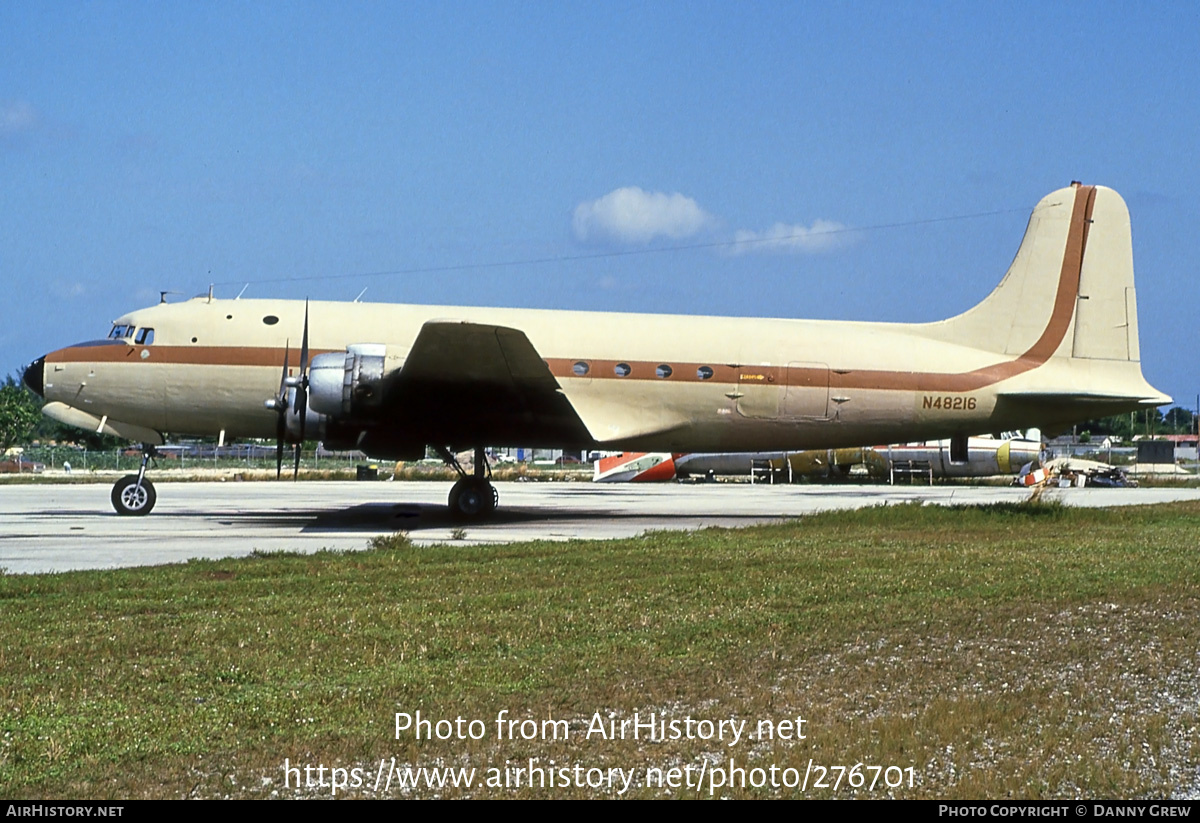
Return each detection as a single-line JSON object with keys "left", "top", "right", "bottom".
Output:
{"left": 207, "top": 206, "right": 1027, "bottom": 289}
{"left": 235, "top": 284, "right": 250, "bottom": 300}
{"left": 207, "top": 284, "right": 214, "bottom": 303}
{"left": 353, "top": 287, "right": 368, "bottom": 302}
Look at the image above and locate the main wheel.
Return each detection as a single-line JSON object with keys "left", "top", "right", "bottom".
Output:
{"left": 448, "top": 478, "right": 497, "bottom": 520}
{"left": 112, "top": 475, "right": 156, "bottom": 516}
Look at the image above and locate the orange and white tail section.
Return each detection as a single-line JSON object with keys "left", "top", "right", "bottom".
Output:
{"left": 593, "top": 452, "right": 678, "bottom": 482}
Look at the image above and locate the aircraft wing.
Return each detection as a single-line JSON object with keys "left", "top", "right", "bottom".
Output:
{"left": 400, "top": 320, "right": 561, "bottom": 391}
{"left": 384, "top": 321, "right": 593, "bottom": 447}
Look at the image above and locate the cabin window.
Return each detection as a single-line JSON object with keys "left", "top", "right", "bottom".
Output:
{"left": 572, "top": 361, "right": 590, "bottom": 377}
{"left": 135, "top": 327, "right": 155, "bottom": 345}
{"left": 108, "top": 325, "right": 127, "bottom": 339}
{"left": 697, "top": 366, "right": 714, "bottom": 380}
{"left": 656, "top": 364, "right": 673, "bottom": 379}
{"left": 263, "top": 315, "right": 280, "bottom": 326}
{"left": 614, "top": 363, "right": 631, "bottom": 377}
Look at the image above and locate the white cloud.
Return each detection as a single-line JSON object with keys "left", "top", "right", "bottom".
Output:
{"left": 0, "top": 100, "right": 39, "bottom": 136}
{"left": 573, "top": 186, "right": 715, "bottom": 245}
{"left": 572, "top": 185, "right": 852, "bottom": 256}
{"left": 729, "top": 219, "right": 850, "bottom": 255}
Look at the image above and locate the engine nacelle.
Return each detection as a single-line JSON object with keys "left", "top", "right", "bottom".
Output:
{"left": 309, "top": 344, "right": 389, "bottom": 420}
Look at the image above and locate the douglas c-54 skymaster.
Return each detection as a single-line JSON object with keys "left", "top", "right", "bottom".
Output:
{"left": 23, "top": 183, "right": 1169, "bottom": 517}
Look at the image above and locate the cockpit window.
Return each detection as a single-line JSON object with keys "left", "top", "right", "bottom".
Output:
{"left": 109, "top": 324, "right": 142, "bottom": 341}
{"left": 135, "top": 327, "right": 155, "bottom": 345}
{"left": 108, "top": 326, "right": 144, "bottom": 340}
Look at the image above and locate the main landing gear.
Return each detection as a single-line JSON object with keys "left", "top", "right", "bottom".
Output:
{"left": 437, "top": 445, "right": 498, "bottom": 520}
{"left": 111, "top": 445, "right": 157, "bottom": 516}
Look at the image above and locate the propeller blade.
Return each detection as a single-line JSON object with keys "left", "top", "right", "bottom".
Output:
{"left": 294, "top": 301, "right": 310, "bottom": 481}
{"left": 294, "top": 413, "right": 305, "bottom": 479}
{"left": 299, "top": 300, "right": 309, "bottom": 381}
{"left": 276, "top": 419, "right": 285, "bottom": 480}
{"left": 278, "top": 340, "right": 290, "bottom": 400}
{"left": 275, "top": 341, "right": 290, "bottom": 480}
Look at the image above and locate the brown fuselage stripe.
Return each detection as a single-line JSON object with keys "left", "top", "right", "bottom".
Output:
{"left": 46, "top": 188, "right": 1092, "bottom": 396}
{"left": 802, "top": 183, "right": 1093, "bottom": 393}
{"left": 47, "top": 346, "right": 339, "bottom": 368}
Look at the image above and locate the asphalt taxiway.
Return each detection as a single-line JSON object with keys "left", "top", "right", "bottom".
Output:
{"left": 2, "top": 480, "right": 1199, "bottom": 575}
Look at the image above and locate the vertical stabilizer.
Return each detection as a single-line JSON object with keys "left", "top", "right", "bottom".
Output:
{"left": 920, "top": 183, "right": 1168, "bottom": 409}
{"left": 923, "top": 183, "right": 1092, "bottom": 357}
{"left": 925, "top": 184, "right": 1143, "bottom": 367}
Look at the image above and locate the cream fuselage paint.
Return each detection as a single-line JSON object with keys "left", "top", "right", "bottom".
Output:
{"left": 36, "top": 185, "right": 1169, "bottom": 456}
{"left": 44, "top": 296, "right": 1012, "bottom": 452}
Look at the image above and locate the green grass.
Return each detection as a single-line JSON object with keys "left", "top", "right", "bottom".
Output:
{"left": 2, "top": 501, "right": 1199, "bottom": 798}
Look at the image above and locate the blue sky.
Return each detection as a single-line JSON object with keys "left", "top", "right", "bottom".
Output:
{"left": 3, "top": 2, "right": 1197, "bottom": 410}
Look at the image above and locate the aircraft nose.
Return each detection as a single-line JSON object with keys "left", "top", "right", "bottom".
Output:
{"left": 22, "top": 356, "right": 45, "bottom": 398}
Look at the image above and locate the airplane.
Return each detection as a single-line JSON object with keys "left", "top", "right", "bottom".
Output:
{"left": 592, "top": 431, "right": 1044, "bottom": 483}
{"left": 22, "top": 183, "right": 1169, "bottom": 518}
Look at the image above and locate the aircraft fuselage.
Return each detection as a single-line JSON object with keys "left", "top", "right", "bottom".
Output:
{"left": 37, "top": 296, "right": 1085, "bottom": 454}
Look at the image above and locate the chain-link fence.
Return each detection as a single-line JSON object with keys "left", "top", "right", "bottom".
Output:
{"left": 15, "top": 445, "right": 372, "bottom": 474}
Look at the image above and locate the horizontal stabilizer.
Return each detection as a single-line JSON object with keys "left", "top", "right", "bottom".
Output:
{"left": 997, "top": 390, "right": 1170, "bottom": 407}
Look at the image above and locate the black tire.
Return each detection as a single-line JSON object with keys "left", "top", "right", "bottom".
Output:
{"left": 112, "top": 475, "right": 156, "bottom": 516}
{"left": 448, "top": 478, "right": 497, "bottom": 520}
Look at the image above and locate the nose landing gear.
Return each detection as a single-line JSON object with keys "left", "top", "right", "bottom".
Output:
{"left": 111, "top": 445, "right": 158, "bottom": 516}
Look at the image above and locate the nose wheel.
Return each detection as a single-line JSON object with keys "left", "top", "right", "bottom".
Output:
{"left": 112, "top": 475, "right": 157, "bottom": 516}
{"left": 111, "top": 444, "right": 158, "bottom": 516}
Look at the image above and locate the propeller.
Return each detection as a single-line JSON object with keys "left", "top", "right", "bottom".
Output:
{"left": 292, "top": 300, "right": 311, "bottom": 480}
{"left": 263, "top": 300, "right": 311, "bottom": 481}
{"left": 272, "top": 341, "right": 290, "bottom": 479}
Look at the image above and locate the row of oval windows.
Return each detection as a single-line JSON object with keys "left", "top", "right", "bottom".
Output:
{"left": 572, "top": 361, "right": 714, "bottom": 380}
{"left": 258, "top": 313, "right": 718, "bottom": 382}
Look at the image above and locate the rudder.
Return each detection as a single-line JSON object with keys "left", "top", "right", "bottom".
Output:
{"left": 1070, "top": 186, "right": 1139, "bottom": 361}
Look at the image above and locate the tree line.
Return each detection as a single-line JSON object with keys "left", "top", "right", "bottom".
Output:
{"left": 1, "top": 371, "right": 125, "bottom": 451}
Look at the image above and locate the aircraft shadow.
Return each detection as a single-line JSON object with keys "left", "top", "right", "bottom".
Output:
{"left": 301, "top": 502, "right": 777, "bottom": 534}
{"left": 28, "top": 502, "right": 787, "bottom": 535}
